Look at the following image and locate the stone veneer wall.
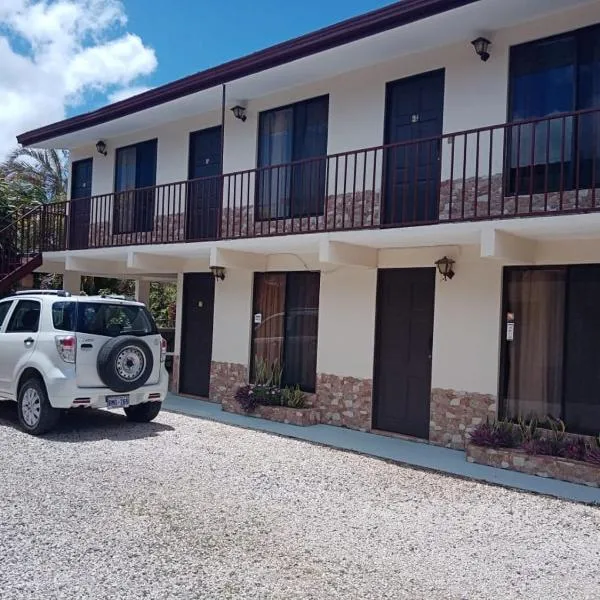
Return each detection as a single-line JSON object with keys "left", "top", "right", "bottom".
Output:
{"left": 430, "top": 389, "right": 498, "bottom": 449}
{"left": 209, "top": 362, "right": 248, "bottom": 404}
{"left": 88, "top": 214, "right": 186, "bottom": 248}
{"left": 438, "top": 173, "right": 600, "bottom": 221}
{"left": 220, "top": 191, "right": 381, "bottom": 238}
{"left": 314, "top": 374, "right": 373, "bottom": 432}
{"left": 467, "top": 444, "right": 600, "bottom": 488}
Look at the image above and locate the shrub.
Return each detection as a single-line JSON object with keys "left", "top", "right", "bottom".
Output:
{"left": 522, "top": 438, "right": 557, "bottom": 456}
{"left": 517, "top": 416, "right": 540, "bottom": 444}
{"left": 469, "top": 419, "right": 516, "bottom": 448}
{"left": 586, "top": 436, "right": 600, "bottom": 466}
{"left": 281, "top": 385, "right": 306, "bottom": 409}
{"left": 235, "top": 385, "right": 258, "bottom": 413}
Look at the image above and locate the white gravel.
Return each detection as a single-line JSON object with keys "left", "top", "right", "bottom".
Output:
{"left": 0, "top": 402, "right": 599, "bottom": 600}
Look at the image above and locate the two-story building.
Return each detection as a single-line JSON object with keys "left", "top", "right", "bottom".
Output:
{"left": 9, "top": 0, "right": 600, "bottom": 448}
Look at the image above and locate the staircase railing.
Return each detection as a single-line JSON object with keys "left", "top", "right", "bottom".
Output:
{"left": 0, "top": 203, "right": 67, "bottom": 292}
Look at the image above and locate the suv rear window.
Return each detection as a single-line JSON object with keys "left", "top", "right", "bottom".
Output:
{"left": 51, "top": 301, "right": 157, "bottom": 336}
{"left": 77, "top": 303, "right": 157, "bottom": 337}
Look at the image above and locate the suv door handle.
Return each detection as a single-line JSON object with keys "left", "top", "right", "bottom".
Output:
{"left": 24, "top": 337, "right": 34, "bottom": 346}
{"left": 81, "top": 343, "right": 93, "bottom": 349}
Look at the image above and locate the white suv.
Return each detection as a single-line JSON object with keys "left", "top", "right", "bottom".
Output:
{"left": 0, "top": 290, "right": 168, "bottom": 435}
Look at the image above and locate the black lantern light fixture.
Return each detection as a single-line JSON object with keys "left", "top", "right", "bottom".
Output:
{"left": 96, "top": 140, "right": 107, "bottom": 156}
{"left": 210, "top": 266, "right": 226, "bottom": 281}
{"left": 435, "top": 256, "right": 456, "bottom": 281}
{"left": 471, "top": 37, "right": 491, "bottom": 62}
{"left": 231, "top": 105, "right": 247, "bottom": 122}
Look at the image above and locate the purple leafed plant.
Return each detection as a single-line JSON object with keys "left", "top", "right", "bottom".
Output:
{"left": 560, "top": 437, "right": 588, "bottom": 462}
{"left": 522, "top": 438, "right": 557, "bottom": 456}
{"left": 469, "top": 419, "right": 516, "bottom": 448}
{"left": 586, "top": 439, "right": 600, "bottom": 466}
{"left": 234, "top": 385, "right": 258, "bottom": 413}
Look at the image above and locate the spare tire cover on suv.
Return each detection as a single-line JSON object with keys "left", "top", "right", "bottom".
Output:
{"left": 97, "top": 336, "right": 154, "bottom": 393}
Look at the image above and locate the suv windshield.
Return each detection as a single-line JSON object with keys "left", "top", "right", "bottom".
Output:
{"left": 53, "top": 301, "right": 157, "bottom": 337}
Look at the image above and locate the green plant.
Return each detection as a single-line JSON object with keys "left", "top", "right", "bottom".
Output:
{"left": 253, "top": 356, "right": 284, "bottom": 387}
{"left": 254, "top": 356, "right": 272, "bottom": 386}
{"left": 281, "top": 385, "right": 306, "bottom": 409}
{"left": 517, "top": 416, "right": 540, "bottom": 444}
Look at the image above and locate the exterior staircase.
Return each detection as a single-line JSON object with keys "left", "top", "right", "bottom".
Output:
{"left": 0, "top": 204, "right": 67, "bottom": 295}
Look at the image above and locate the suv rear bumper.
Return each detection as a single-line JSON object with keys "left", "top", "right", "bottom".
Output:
{"left": 46, "top": 369, "right": 169, "bottom": 409}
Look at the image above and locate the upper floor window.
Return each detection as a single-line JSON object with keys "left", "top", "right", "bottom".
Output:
{"left": 509, "top": 25, "right": 600, "bottom": 194}
{"left": 257, "top": 96, "right": 329, "bottom": 221}
{"left": 114, "top": 139, "right": 157, "bottom": 234}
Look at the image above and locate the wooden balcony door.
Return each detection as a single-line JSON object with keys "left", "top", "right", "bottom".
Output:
{"left": 383, "top": 70, "right": 444, "bottom": 226}
{"left": 69, "top": 158, "right": 92, "bottom": 250}
{"left": 186, "top": 126, "right": 222, "bottom": 241}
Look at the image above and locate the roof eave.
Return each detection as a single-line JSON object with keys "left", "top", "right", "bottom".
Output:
{"left": 17, "top": 0, "right": 480, "bottom": 147}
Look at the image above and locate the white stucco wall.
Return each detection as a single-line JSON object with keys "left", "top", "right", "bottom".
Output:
{"left": 210, "top": 268, "right": 253, "bottom": 365}
{"left": 66, "top": 2, "right": 600, "bottom": 213}
{"left": 316, "top": 267, "right": 377, "bottom": 379}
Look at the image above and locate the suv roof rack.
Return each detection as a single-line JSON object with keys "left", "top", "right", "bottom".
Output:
{"left": 14, "top": 290, "right": 71, "bottom": 297}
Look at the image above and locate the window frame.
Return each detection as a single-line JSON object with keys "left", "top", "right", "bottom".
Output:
{"left": 5, "top": 299, "right": 41, "bottom": 334}
{"left": 0, "top": 300, "right": 14, "bottom": 332}
{"left": 507, "top": 23, "right": 600, "bottom": 195}
{"left": 113, "top": 138, "right": 158, "bottom": 235}
{"left": 255, "top": 95, "right": 329, "bottom": 222}
{"left": 499, "top": 264, "right": 600, "bottom": 435}
{"left": 250, "top": 271, "right": 320, "bottom": 393}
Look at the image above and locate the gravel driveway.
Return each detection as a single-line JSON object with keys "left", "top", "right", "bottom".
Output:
{"left": 1, "top": 403, "right": 599, "bottom": 600}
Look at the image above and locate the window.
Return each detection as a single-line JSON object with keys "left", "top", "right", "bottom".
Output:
{"left": 257, "top": 96, "right": 328, "bottom": 220}
{"left": 501, "top": 265, "right": 600, "bottom": 435}
{"left": 52, "top": 301, "right": 76, "bottom": 331}
{"left": 76, "top": 302, "right": 156, "bottom": 337}
{"left": 509, "top": 25, "right": 600, "bottom": 193}
{"left": 114, "top": 139, "right": 157, "bottom": 234}
{"left": 6, "top": 300, "right": 40, "bottom": 333}
{"left": 251, "top": 272, "right": 320, "bottom": 392}
{"left": 0, "top": 301, "right": 12, "bottom": 329}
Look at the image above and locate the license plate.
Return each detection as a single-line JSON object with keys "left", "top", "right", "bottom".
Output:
{"left": 106, "top": 394, "right": 130, "bottom": 408}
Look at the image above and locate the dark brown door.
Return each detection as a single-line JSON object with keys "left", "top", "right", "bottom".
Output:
{"left": 179, "top": 273, "right": 215, "bottom": 397}
{"left": 373, "top": 268, "right": 436, "bottom": 438}
{"left": 384, "top": 70, "right": 444, "bottom": 225}
{"left": 69, "top": 158, "right": 92, "bottom": 249}
{"left": 186, "top": 127, "right": 222, "bottom": 241}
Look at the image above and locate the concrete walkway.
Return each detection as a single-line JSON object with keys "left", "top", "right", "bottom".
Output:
{"left": 164, "top": 393, "right": 600, "bottom": 505}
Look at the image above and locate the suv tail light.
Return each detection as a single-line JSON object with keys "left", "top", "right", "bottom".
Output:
{"left": 160, "top": 337, "right": 167, "bottom": 363}
{"left": 55, "top": 335, "right": 76, "bottom": 363}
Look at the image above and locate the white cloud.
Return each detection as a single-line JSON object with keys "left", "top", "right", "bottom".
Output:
{"left": 0, "top": 0, "right": 157, "bottom": 159}
{"left": 108, "top": 85, "right": 152, "bottom": 104}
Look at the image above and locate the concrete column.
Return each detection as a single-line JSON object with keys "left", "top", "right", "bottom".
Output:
{"left": 62, "top": 271, "right": 81, "bottom": 294}
{"left": 135, "top": 280, "right": 151, "bottom": 306}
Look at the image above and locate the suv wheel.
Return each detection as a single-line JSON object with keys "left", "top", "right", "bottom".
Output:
{"left": 124, "top": 401, "right": 162, "bottom": 423}
{"left": 17, "top": 378, "right": 60, "bottom": 435}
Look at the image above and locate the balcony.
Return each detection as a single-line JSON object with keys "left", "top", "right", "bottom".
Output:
{"left": 21, "top": 108, "right": 600, "bottom": 253}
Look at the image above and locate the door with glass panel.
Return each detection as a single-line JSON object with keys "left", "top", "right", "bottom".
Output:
{"left": 501, "top": 265, "right": 600, "bottom": 435}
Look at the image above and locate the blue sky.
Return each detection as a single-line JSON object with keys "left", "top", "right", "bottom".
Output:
{"left": 121, "top": 0, "right": 391, "bottom": 88}
{"left": 0, "top": 0, "right": 392, "bottom": 155}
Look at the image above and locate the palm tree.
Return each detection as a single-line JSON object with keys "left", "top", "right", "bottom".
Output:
{"left": 3, "top": 148, "right": 68, "bottom": 204}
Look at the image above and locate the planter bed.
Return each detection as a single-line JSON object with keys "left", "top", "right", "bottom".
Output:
{"left": 223, "top": 399, "right": 320, "bottom": 427}
{"left": 466, "top": 444, "right": 600, "bottom": 488}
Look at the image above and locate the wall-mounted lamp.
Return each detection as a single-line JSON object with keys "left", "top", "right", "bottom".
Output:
{"left": 471, "top": 37, "right": 491, "bottom": 62}
{"left": 230, "top": 105, "right": 247, "bottom": 122}
{"left": 435, "top": 256, "right": 456, "bottom": 281}
{"left": 210, "top": 266, "right": 226, "bottom": 281}
{"left": 96, "top": 140, "right": 107, "bottom": 156}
